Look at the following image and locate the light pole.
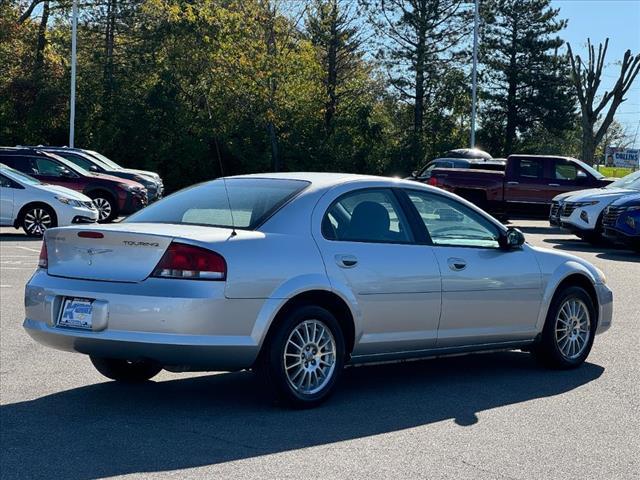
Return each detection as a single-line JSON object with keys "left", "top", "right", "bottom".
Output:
{"left": 69, "top": 0, "right": 78, "bottom": 147}
{"left": 470, "top": 0, "right": 479, "bottom": 148}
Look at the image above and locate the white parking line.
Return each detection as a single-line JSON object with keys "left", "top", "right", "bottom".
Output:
{"left": 0, "top": 285, "right": 13, "bottom": 288}
{"left": 13, "top": 246, "right": 41, "bottom": 253}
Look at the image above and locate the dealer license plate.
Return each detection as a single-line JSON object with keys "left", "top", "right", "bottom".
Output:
{"left": 58, "top": 298, "right": 94, "bottom": 330}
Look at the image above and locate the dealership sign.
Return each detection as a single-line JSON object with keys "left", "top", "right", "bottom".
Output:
{"left": 604, "top": 147, "right": 640, "bottom": 168}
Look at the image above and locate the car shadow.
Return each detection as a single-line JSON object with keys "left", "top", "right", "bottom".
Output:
{"left": 513, "top": 225, "right": 562, "bottom": 235}
{"left": 0, "top": 352, "right": 604, "bottom": 480}
{"left": 543, "top": 238, "right": 639, "bottom": 261}
{"left": 0, "top": 232, "right": 42, "bottom": 242}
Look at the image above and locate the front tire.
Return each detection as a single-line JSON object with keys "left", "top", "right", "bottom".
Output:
{"left": 256, "top": 305, "right": 345, "bottom": 408}
{"left": 90, "top": 356, "right": 162, "bottom": 382}
{"left": 532, "top": 286, "right": 596, "bottom": 369}
{"left": 21, "top": 205, "right": 57, "bottom": 237}
{"left": 89, "top": 192, "right": 117, "bottom": 223}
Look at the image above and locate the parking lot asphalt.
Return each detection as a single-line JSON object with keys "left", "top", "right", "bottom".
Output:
{"left": 0, "top": 221, "right": 638, "bottom": 480}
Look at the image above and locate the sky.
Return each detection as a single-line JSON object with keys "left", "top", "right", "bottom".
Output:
{"left": 552, "top": 0, "right": 640, "bottom": 148}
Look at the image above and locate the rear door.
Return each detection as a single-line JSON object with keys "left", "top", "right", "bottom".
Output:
{"left": 504, "top": 157, "right": 547, "bottom": 204}
{"left": 312, "top": 187, "right": 442, "bottom": 356}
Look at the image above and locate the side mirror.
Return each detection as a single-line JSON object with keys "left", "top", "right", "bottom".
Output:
{"left": 500, "top": 227, "right": 525, "bottom": 250}
{"left": 60, "top": 168, "right": 72, "bottom": 177}
{"left": 89, "top": 165, "right": 99, "bottom": 172}
{"left": 411, "top": 170, "right": 418, "bottom": 178}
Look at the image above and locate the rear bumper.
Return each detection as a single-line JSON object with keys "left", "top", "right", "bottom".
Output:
{"left": 23, "top": 319, "right": 258, "bottom": 371}
{"left": 23, "top": 270, "right": 264, "bottom": 371}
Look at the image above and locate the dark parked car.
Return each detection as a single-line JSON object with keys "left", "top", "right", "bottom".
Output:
{"left": 0, "top": 148, "right": 147, "bottom": 222}
{"left": 409, "top": 157, "right": 506, "bottom": 181}
{"left": 21, "top": 146, "right": 164, "bottom": 202}
{"left": 426, "top": 154, "right": 613, "bottom": 215}
{"left": 602, "top": 193, "right": 640, "bottom": 252}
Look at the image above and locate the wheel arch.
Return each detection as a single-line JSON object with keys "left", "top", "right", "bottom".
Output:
{"left": 255, "top": 289, "right": 357, "bottom": 365}
{"left": 14, "top": 201, "right": 58, "bottom": 228}
{"left": 538, "top": 269, "right": 599, "bottom": 333}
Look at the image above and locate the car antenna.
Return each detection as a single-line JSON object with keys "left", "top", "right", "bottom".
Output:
{"left": 214, "top": 137, "right": 236, "bottom": 237}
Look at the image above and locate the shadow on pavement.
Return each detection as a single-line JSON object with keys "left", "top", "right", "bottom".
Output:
{"left": 1, "top": 352, "right": 604, "bottom": 480}
{"left": 513, "top": 225, "right": 562, "bottom": 235}
{"left": 0, "top": 232, "right": 42, "bottom": 242}
{"left": 543, "top": 238, "right": 639, "bottom": 262}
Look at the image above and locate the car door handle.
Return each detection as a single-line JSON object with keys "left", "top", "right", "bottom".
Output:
{"left": 335, "top": 254, "right": 358, "bottom": 268}
{"left": 507, "top": 181, "right": 519, "bottom": 185}
{"left": 447, "top": 257, "right": 467, "bottom": 271}
{"left": 548, "top": 183, "right": 560, "bottom": 187}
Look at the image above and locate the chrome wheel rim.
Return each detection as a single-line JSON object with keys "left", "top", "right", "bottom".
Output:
{"left": 284, "top": 319, "right": 336, "bottom": 395}
{"left": 93, "top": 198, "right": 112, "bottom": 221}
{"left": 555, "top": 298, "right": 591, "bottom": 360}
{"left": 24, "top": 208, "right": 52, "bottom": 236}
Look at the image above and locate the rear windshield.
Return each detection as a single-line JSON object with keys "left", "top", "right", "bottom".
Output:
{"left": 125, "top": 178, "right": 309, "bottom": 229}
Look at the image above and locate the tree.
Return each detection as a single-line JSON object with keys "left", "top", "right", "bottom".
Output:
{"left": 362, "top": 0, "right": 470, "bottom": 166}
{"left": 567, "top": 38, "right": 640, "bottom": 164}
{"left": 480, "top": 0, "right": 575, "bottom": 156}
{"left": 305, "top": 0, "right": 364, "bottom": 133}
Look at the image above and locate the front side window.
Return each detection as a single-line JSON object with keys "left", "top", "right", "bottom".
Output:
{"left": 407, "top": 190, "right": 501, "bottom": 248}
{"left": 33, "top": 158, "right": 68, "bottom": 177}
{"left": 323, "top": 189, "right": 412, "bottom": 243}
{"left": 553, "top": 161, "right": 587, "bottom": 181}
{"left": 126, "top": 178, "right": 309, "bottom": 229}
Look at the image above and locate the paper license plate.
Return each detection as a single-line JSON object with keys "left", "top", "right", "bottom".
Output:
{"left": 58, "top": 298, "right": 94, "bottom": 330}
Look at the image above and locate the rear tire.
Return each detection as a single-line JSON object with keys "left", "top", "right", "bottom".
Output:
{"left": 21, "top": 204, "right": 57, "bottom": 237}
{"left": 90, "top": 356, "right": 162, "bottom": 382}
{"left": 255, "top": 305, "right": 345, "bottom": 408}
{"left": 531, "top": 286, "right": 596, "bottom": 369}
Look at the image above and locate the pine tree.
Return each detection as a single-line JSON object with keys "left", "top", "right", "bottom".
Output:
{"left": 480, "top": 0, "right": 575, "bottom": 156}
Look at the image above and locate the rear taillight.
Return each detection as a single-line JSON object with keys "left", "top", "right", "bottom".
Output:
{"left": 151, "top": 242, "right": 226, "bottom": 280}
{"left": 428, "top": 176, "right": 439, "bottom": 186}
{"left": 38, "top": 241, "right": 48, "bottom": 269}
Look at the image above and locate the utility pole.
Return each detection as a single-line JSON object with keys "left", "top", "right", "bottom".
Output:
{"left": 470, "top": 0, "right": 479, "bottom": 148}
{"left": 69, "top": 0, "right": 78, "bottom": 147}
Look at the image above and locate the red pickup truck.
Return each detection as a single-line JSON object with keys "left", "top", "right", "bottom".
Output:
{"left": 424, "top": 154, "right": 613, "bottom": 215}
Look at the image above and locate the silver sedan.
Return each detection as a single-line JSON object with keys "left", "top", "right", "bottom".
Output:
{"left": 24, "top": 173, "right": 613, "bottom": 407}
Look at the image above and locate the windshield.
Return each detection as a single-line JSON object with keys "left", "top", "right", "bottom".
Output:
{"left": 571, "top": 158, "right": 604, "bottom": 179}
{"left": 56, "top": 151, "right": 112, "bottom": 172}
{"left": 125, "top": 178, "right": 310, "bottom": 229}
{"left": 85, "top": 150, "right": 122, "bottom": 170}
{"left": 0, "top": 164, "right": 43, "bottom": 185}
{"left": 606, "top": 170, "right": 640, "bottom": 190}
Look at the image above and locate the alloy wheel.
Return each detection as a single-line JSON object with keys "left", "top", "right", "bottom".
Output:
{"left": 284, "top": 319, "right": 337, "bottom": 395}
{"left": 23, "top": 208, "right": 53, "bottom": 236}
{"left": 555, "top": 298, "right": 591, "bottom": 360}
{"left": 93, "top": 198, "right": 112, "bottom": 221}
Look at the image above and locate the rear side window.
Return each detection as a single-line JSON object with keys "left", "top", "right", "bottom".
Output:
{"left": 0, "top": 156, "right": 31, "bottom": 173}
{"left": 322, "top": 189, "right": 412, "bottom": 243}
{"left": 515, "top": 159, "right": 543, "bottom": 179}
{"left": 125, "top": 178, "right": 309, "bottom": 229}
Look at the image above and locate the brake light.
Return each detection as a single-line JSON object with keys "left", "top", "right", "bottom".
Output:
{"left": 151, "top": 242, "right": 226, "bottom": 280}
{"left": 428, "top": 176, "right": 439, "bottom": 186}
{"left": 78, "top": 231, "right": 104, "bottom": 238}
{"left": 38, "top": 241, "right": 48, "bottom": 269}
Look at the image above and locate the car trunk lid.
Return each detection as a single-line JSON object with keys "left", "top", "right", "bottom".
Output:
{"left": 44, "top": 223, "right": 239, "bottom": 283}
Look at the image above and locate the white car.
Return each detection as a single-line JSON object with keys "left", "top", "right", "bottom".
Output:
{"left": 0, "top": 163, "right": 98, "bottom": 236}
{"left": 550, "top": 170, "right": 640, "bottom": 243}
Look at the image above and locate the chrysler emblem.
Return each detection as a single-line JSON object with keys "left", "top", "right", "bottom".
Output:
{"left": 75, "top": 248, "right": 113, "bottom": 265}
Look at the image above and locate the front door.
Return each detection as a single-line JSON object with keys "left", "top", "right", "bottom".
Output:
{"left": 0, "top": 174, "right": 15, "bottom": 224}
{"left": 312, "top": 187, "right": 442, "bottom": 357}
{"left": 403, "top": 189, "right": 542, "bottom": 347}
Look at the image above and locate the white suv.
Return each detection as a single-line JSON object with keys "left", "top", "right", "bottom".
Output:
{"left": 0, "top": 164, "right": 98, "bottom": 236}
{"left": 550, "top": 170, "right": 640, "bottom": 243}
